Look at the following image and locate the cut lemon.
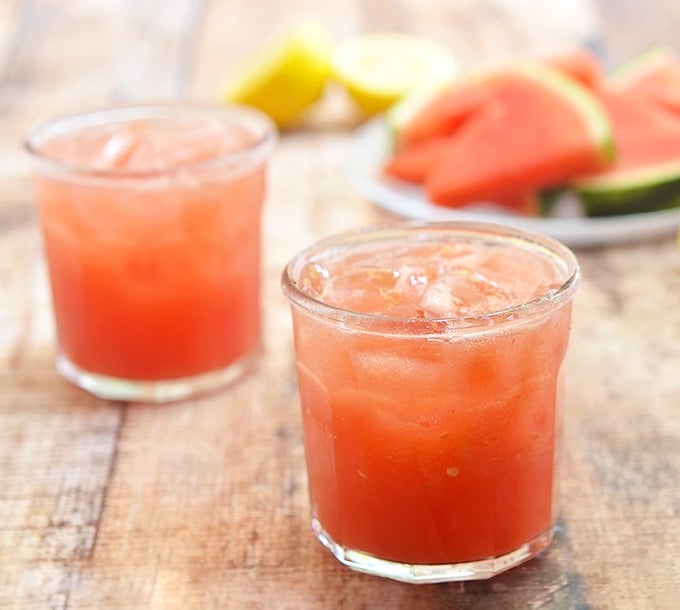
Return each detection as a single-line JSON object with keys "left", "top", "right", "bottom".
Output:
{"left": 221, "top": 20, "right": 332, "bottom": 129}
{"left": 331, "top": 33, "right": 458, "bottom": 115}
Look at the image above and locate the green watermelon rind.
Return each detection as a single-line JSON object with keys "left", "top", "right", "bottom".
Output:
{"left": 607, "top": 46, "right": 678, "bottom": 92}
{"left": 575, "top": 159, "right": 680, "bottom": 216}
{"left": 516, "top": 62, "right": 615, "bottom": 163}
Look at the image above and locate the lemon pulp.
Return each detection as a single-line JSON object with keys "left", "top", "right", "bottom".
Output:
{"left": 332, "top": 33, "right": 458, "bottom": 115}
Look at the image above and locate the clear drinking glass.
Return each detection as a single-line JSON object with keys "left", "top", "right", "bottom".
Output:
{"left": 26, "top": 104, "right": 276, "bottom": 402}
{"left": 281, "top": 221, "right": 579, "bottom": 583}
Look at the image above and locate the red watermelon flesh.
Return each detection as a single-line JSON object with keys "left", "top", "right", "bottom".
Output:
{"left": 384, "top": 135, "right": 454, "bottom": 183}
{"left": 543, "top": 47, "right": 602, "bottom": 90}
{"left": 576, "top": 49, "right": 680, "bottom": 187}
{"left": 421, "top": 70, "right": 611, "bottom": 207}
{"left": 612, "top": 49, "right": 680, "bottom": 169}
{"left": 396, "top": 83, "right": 493, "bottom": 149}
{"left": 600, "top": 90, "right": 680, "bottom": 174}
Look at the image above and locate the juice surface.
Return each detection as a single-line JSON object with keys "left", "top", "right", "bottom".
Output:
{"left": 292, "top": 238, "right": 572, "bottom": 564}
{"left": 36, "top": 117, "right": 265, "bottom": 380}
{"left": 299, "top": 240, "right": 564, "bottom": 317}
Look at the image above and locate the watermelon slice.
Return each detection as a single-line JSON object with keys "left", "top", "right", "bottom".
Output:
{"left": 575, "top": 49, "right": 680, "bottom": 216}
{"left": 394, "top": 80, "right": 493, "bottom": 149}
{"left": 608, "top": 47, "right": 680, "bottom": 112}
{"left": 384, "top": 135, "right": 453, "bottom": 183}
{"left": 384, "top": 63, "right": 613, "bottom": 210}
{"left": 391, "top": 48, "right": 603, "bottom": 148}
{"left": 543, "top": 47, "right": 603, "bottom": 90}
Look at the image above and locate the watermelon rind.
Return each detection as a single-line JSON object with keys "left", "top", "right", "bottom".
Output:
{"left": 537, "top": 187, "right": 568, "bottom": 216}
{"left": 607, "top": 46, "right": 678, "bottom": 92}
{"left": 516, "top": 62, "right": 615, "bottom": 163}
{"left": 575, "top": 158, "right": 680, "bottom": 216}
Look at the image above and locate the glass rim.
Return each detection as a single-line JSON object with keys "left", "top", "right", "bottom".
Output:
{"left": 281, "top": 220, "right": 580, "bottom": 336}
{"left": 23, "top": 102, "right": 277, "bottom": 183}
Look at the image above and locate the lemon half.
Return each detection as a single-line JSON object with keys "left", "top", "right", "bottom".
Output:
{"left": 222, "top": 20, "right": 332, "bottom": 129}
{"left": 332, "top": 33, "right": 459, "bottom": 115}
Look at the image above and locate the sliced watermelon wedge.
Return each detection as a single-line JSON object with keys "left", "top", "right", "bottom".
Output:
{"left": 392, "top": 79, "right": 492, "bottom": 149}
{"left": 384, "top": 63, "right": 613, "bottom": 209}
{"left": 542, "top": 47, "right": 603, "bottom": 90}
{"left": 575, "top": 49, "right": 680, "bottom": 216}
{"left": 609, "top": 47, "right": 680, "bottom": 92}
{"left": 383, "top": 135, "right": 454, "bottom": 183}
{"left": 609, "top": 47, "right": 680, "bottom": 115}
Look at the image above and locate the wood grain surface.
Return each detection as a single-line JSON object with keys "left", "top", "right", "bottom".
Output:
{"left": 1, "top": 1, "right": 679, "bottom": 608}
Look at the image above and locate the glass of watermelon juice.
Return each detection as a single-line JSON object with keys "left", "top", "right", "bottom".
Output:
{"left": 26, "top": 104, "right": 276, "bottom": 402}
{"left": 281, "top": 221, "right": 579, "bottom": 583}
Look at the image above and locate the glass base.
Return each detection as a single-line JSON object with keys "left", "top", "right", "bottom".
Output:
{"left": 312, "top": 518, "right": 553, "bottom": 584}
{"left": 55, "top": 352, "right": 257, "bottom": 403}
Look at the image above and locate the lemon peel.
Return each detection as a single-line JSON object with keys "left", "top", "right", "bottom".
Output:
{"left": 221, "top": 20, "right": 332, "bottom": 129}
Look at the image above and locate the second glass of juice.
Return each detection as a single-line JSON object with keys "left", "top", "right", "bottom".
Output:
{"left": 26, "top": 104, "right": 276, "bottom": 402}
{"left": 282, "top": 221, "right": 580, "bottom": 583}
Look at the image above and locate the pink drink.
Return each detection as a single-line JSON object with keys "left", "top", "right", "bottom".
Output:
{"left": 27, "top": 105, "right": 276, "bottom": 402}
{"left": 282, "top": 222, "right": 579, "bottom": 583}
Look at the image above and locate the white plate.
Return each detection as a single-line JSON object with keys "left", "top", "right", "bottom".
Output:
{"left": 348, "top": 118, "right": 680, "bottom": 248}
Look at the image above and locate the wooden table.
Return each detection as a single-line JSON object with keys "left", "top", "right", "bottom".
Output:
{"left": 2, "top": 1, "right": 679, "bottom": 608}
